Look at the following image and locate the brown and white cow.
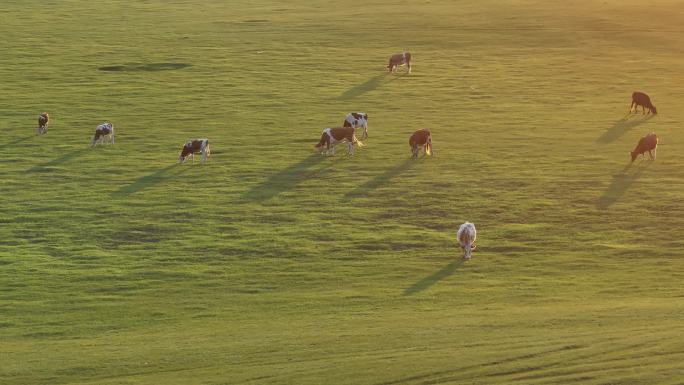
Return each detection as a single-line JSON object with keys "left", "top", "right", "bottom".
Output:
{"left": 37, "top": 112, "right": 49, "bottom": 135}
{"left": 457, "top": 222, "right": 477, "bottom": 260}
{"left": 179, "top": 138, "right": 210, "bottom": 164}
{"left": 409, "top": 128, "right": 432, "bottom": 158}
{"left": 630, "top": 132, "right": 658, "bottom": 163}
{"left": 315, "top": 126, "right": 363, "bottom": 156}
{"left": 343, "top": 112, "right": 369, "bottom": 139}
{"left": 91, "top": 123, "right": 115, "bottom": 146}
{"left": 388, "top": 52, "right": 411, "bottom": 74}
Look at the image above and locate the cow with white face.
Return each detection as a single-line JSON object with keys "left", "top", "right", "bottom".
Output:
{"left": 343, "top": 112, "right": 368, "bottom": 139}
{"left": 409, "top": 128, "right": 432, "bottom": 158}
{"left": 91, "top": 122, "right": 114, "bottom": 146}
{"left": 179, "top": 139, "right": 210, "bottom": 164}
{"left": 457, "top": 222, "right": 477, "bottom": 260}
{"left": 315, "top": 126, "right": 363, "bottom": 156}
{"left": 37, "top": 112, "right": 49, "bottom": 135}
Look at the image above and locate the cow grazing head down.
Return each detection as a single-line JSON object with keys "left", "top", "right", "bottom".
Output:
{"left": 409, "top": 128, "right": 432, "bottom": 158}
{"left": 457, "top": 222, "right": 477, "bottom": 260}
{"left": 343, "top": 112, "right": 369, "bottom": 139}
{"left": 630, "top": 132, "right": 658, "bottom": 163}
{"left": 388, "top": 52, "right": 412, "bottom": 74}
{"left": 630, "top": 91, "right": 657, "bottom": 115}
{"left": 179, "top": 138, "right": 210, "bottom": 164}
{"left": 315, "top": 126, "right": 363, "bottom": 156}
{"left": 91, "top": 122, "right": 115, "bottom": 146}
{"left": 37, "top": 112, "right": 49, "bottom": 135}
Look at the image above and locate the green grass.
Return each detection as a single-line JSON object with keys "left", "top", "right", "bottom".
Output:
{"left": 2, "top": 0, "right": 684, "bottom": 384}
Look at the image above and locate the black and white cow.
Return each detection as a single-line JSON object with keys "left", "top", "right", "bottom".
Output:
{"left": 343, "top": 112, "right": 368, "bottom": 139}
{"left": 179, "top": 139, "right": 210, "bottom": 164}
{"left": 91, "top": 122, "right": 114, "bottom": 146}
{"left": 315, "top": 126, "right": 363, "bottom": 156}
{"left": 37, "top": 112, "right": 49, "bottom": 135}
{"left": 388, "top": 52, "right": 412, "bottom": 74}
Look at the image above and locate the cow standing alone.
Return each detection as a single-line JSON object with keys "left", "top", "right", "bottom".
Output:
{"left": 38, "top": 113, "right": 49, "bottom": 135}
{"left": 630, "top": 92, "right": 657, "bottom": 115}
{"left": 457, "top": 222, "right": 477, "bottom": 260}
{"left": 179, "top": 139, "right": 210, "bottom": 164}
{"left": 409, "top": 129, "right": 432, "bottom": 158}
{"left": 630, "top": 132, "right": 658, "bottom": 163}
{"left": 92, "top": 123, "right": 115, "bottom": 146}
{"left": 388, "top": 52, "right": 412, "bottom": 74}
{"left": 315, "top": 126, "right": 363, "bottom": 156}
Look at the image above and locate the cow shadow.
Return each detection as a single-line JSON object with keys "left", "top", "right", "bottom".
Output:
{"left": 113, "top": 164, "right": 189, "bottom": 197}
{"left": 596, "top": 114, "right": 654, "bottom": 144}
{"left": 29, "top": 147, "right": 91, "bottom": 172}
{"left": 241, "top": 153, "right": 327, "bottom": 201}
{"left": 597, "top": 161, "right": 652, "bottom": 209}
{"left": 3, "top": 135, "right": 34, "bottom": 147}
{"left": 337, "top": 73, "right": 396, "bottom": 100}
{"left": 404, "top": 259, "right": 465, "bottom": 296}
{"left": 344, "top": 159, "right": 414, "bottom": 200}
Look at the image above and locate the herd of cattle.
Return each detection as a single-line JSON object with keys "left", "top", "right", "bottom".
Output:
{"left": 30, "top": 52, "right": 663, "bottom": 259}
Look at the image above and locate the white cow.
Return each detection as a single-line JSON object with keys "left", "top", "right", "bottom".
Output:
{"left": 457, "top": 222, "right": 477, "bottom": 259}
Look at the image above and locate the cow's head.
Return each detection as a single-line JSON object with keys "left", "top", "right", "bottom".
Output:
{"left": 650, "top": 105, "right": 658, "bottom": 114}
{"left": 630, "top": 150, "right": 638, "bottom": 163}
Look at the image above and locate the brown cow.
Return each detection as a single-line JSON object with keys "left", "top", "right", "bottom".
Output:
{"left": 409, "top": 129, "right": 432, "bottom": 158}
{"left": 387, "top": 52, "right": 412, "bottom": 74}
{"left": 315, "top": 126, "right": 363, "bottom": 156}
{"left": 37, "top": 112, "right": 49, "bottom": 135}
{"left": 179, "top": 139, "right": 210, "bottom": 164}
{"left": 630, "top": 92, "right": 657, "bottom": 115}
{"left": 630, "top": 132, "right": 658, "bottom": 163}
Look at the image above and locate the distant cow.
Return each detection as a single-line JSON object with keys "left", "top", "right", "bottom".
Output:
{"left": 630, "top": 92, "right": 657, "bottom": 115}
{"left": 179, "top": 139, "right": 210, "bottom": 164}
{"left": 343, "top": 112, "right": 369, "bottom": 139}
{"left": 388, "top": 52, "right": 411, "bottom": 74}
{"left": 630, "top": 132, "right": 658, "bottom": 163}
{"left": 457, "top": 222, "right": 477, "bottom": 260}
{"left": 37, "top": 113, "right": 49, "bottom": 135}
{"left": 315, "top": 126, "right": 363, "bottom": 156}
{"left": 409, "top": 129, "right": 432, "bottom": 158}
{"left": 91, "top": 123, "right": 115, "bottom": 146}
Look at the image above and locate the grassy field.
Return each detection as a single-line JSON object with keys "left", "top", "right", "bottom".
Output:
{"left": 2, "top": 0, "right": 684, "bottom": 384}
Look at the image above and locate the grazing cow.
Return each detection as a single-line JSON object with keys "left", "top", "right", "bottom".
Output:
{"left": 343, "top": 112, "right": 369, "bottom": 139}
{"left": 315, "top": 126, "right": 363, "bottom": 156}
{"left": 630, "top": 132, "right": 658, "bottom": 163}
{"left": 457, "top": 222, "right": 477, "bottom": 260}
{"left": 37, "top": 112, "right": 49, "bottom": 135}
{"left": 179, "top": 138, "right": 210, "bottom": 164}
{"left": 91, "top": 122, "right": 115, "bottom": 146}
{"left": 409, "top": 129, "right": 432, "bottom": 158}
{"left": 630, "top": 91, "right": 657, "bottom": 115}
{"left": 387, "top": 52, "right": 412, "bottom": 74}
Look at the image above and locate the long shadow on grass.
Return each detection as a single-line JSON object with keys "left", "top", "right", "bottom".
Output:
{"left": 29, "top": 148, "right": 91, "bottom": 172}
{"left": 344, "top": 159, "right": 414, "bottom": 201}
{"left": 337, "top": 73, "right": 396, "bottom": 100}
{"left": 3, "top": 135, "right": 34, "bottom": 147}
{"left": 241, "top": 154, "right": 327, "bottom": 201}
{"left": 404, "top": 259, "right": 465, "bottom": 296}
{"left": 596, "top": 114, "right": 653, "bottom": 144}
{"left": 597, "top": 161, "right": 652, "bottom": 209}
{"left": 112, "top": 164, "right": 190, "bottom": 197}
